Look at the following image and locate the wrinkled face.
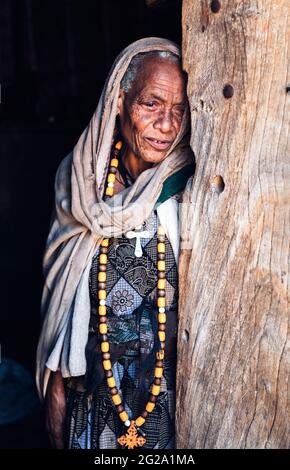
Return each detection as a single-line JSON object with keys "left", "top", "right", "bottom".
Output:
{"left": 118, "top": 57, "right": 187, "bottom": 164}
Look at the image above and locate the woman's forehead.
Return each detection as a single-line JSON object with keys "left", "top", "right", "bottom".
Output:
{"left": 130, "top": 58, "right": 186, "bottom": 97}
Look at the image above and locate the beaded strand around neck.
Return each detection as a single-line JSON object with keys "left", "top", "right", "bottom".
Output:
{"left": 97, "top": 140, "right": 168, "bottom": 449}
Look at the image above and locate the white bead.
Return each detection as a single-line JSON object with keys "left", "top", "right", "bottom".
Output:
{"left": 125, "top": 420, "right": 131, "bottom": 427}
{"left": 159, "top": 307, "right": 165, "bottom": 313}
{"left": 61, "top": 198, "right": 68, "bottom": 210}
{"left": 99, "top": 299, "right": 106, "bottom": 306}
{"left": 108, "top": 182, "right": 114, "bottom": 188}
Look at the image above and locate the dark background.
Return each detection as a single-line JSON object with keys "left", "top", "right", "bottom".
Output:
{"left": 0, "top": 0, "right": 182, "bottom": 448}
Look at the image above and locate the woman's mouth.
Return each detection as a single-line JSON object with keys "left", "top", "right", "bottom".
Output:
{"left": 144, "top": 137, "right": 173, "bottom": 151}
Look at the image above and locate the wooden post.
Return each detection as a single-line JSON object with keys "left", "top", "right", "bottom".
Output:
{"left": 177, "top": 0, "right": 290, "bottom": 448}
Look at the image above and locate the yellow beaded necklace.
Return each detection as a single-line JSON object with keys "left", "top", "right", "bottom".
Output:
{"left": 98, "top": 140, "right": 167, "bottom": 450}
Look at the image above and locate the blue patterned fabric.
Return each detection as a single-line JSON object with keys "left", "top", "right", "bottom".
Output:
{"left": 64, "top": 209, "right": 178, "bottom": 449}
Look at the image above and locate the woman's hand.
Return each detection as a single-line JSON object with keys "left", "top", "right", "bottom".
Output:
{"left": 45, "top": 370, "right": 66, "bottom": 449}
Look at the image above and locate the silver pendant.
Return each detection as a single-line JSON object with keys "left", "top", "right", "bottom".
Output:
{"left": 125, "top": 226, "right": 150, "bottom": 257}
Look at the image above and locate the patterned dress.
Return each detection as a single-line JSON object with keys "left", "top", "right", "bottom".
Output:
{"left": 64, "top": 208, "right": 178, "bottom": 449}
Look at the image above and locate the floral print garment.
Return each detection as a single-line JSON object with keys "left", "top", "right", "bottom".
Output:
{"left": 64, "top": 208, "right": 178, "bottom": 449}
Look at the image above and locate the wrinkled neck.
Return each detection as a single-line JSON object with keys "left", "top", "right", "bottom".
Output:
{"left": 122, "top": 144, "right": 153, "bottom": 181}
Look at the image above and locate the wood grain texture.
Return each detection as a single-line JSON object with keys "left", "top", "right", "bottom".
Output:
{"left": 177, "top": 0, "right": 290, "bottom": 448}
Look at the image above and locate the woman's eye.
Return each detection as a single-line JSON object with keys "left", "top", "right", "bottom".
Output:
{"left": 144, "top": 101, "right": 157, "bottom": 109}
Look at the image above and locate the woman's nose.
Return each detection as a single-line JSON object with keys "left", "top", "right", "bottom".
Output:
{"left": 153, "top": 111, "right": 173, "bottom": 133}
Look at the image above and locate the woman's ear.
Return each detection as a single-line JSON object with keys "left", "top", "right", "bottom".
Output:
{"left": 117, "top": 90, "right": 125, "bottom": 115}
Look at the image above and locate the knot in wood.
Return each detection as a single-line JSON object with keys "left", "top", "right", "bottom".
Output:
{"left": 210, "top": 0, "right": 221, "bottom": 13}
{"left": 223, "top": 84, "right": 234, "bottom": 99}
{"left": 210, "top": 175, "right": 225, "bottom": 194}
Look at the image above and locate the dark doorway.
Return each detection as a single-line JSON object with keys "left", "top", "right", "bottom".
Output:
{"left": 0, "top": 0, "right": 182, "bottom": 449}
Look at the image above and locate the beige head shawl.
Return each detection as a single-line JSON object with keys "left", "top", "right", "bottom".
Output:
{"left": 36, "top": 37, "right": 193, "bottom": 399}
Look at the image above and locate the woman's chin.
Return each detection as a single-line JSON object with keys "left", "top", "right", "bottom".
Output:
{"left": 141, "top": 151, "right": 167, "bottom": 165}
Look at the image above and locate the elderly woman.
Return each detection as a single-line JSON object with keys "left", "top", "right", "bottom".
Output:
{"left": 37, "top": 37, "right": 194, "bottom": 450}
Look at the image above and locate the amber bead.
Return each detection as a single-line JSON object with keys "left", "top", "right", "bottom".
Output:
{"left": 112, "top": 394, "right": 122, "bottom": 405}
{"left": 105, "top": 186, "right": 114, "bottom": 196}
{"left": 157, "top": 261, "right": 165, "bottom": 271}
{"left": 157, "top": 297, "right": 165, "bottom": 308}
{"left": 99, "top": 306, "right": 107, "bottom": 317}
{"left": 157, "top": 279, "right": 166, "bottom": 290}
{"left": 99, "top": 254, "right": 107, "bottom": 265}
{"left": 115, "top": 141, "right": 123, "bottom": 150}
{"left": 135, "top": 417, "right": 145, "bottom": 427}
{"left": 98, "top": 272, "right": 107, "bottom": 282}
{"left": 157, "top": 242, "right": 165, "bottom": 252}
{"left": 107, "top": 376, "right": 116, "bottom": 388}
{"left": 99, "top": 324, "right": 108, "bottom": 334}
{"left": 156, "top": 350, "right": 164, "bottom": 360}
{"left": 151, "top": 385, "right": 160, "bottom": 396}
{"left": 103, "top": 360, "right": 111, "bottom": 370}
{"left": 154, "top": 367, "right": 163, "bottom": 378}
{"left": 107, "top": 173, "right": 116, "bottom": 183}
{"left": 98, "top": 289, "right": 106, "bottom": 300}
{"left": 110, "top": 158, "right": 119, "bottom": 167}
{"left": 101, "top": 342, "right": 109, "bottom": 352}
{"left": 146, "top": 402, "right": 155, "bottom": 413}
{"left": 119, "top": 411, "right": 129, "bottom": 422}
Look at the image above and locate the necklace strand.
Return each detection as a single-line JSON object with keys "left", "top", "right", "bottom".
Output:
{"left": 98, "top": 140, "right": 167, "bottom": 449}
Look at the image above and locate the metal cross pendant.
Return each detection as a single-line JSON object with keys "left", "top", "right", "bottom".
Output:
{"left": 117, "top": 421, "right": 146, "bottom": 449}
{"left": 125, "top": 224, "right": 150, "bottom": 257}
